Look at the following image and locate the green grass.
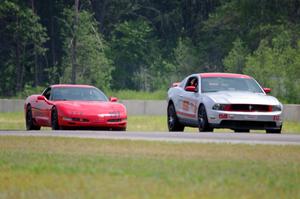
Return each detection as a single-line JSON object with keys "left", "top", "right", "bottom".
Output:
{"left": 1, "top": 112, "right": 300, "bottom": 133}
{"left": 0, "top": 136, "right": 300, "bottom": 198}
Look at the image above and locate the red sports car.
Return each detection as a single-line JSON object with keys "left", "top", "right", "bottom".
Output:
{"left": 24, "top": 84, "right": 127, "bottom": 131}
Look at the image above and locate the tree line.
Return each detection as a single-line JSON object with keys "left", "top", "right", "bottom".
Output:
{"left": 0, "top": 0, "right": 300, "bottom": 103}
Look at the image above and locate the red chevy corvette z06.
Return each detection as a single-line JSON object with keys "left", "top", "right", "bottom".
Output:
{"left": 167, "top": 73, "right": 283, "bottom": 133}
{"left": 24, "top": 84, "right": 127, "bottom": 131}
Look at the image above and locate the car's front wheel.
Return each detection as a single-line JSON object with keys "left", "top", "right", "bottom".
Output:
{"left": 167, "top": 103, "right": 184, "bottom": 132}
{"left": 198, "top": 105, "right": 213, "bottom": 132}
{"left": 114, "top": 127, "right": 126, "bottom": 131}
{"left": 51, "top": 107, "right": 61, "bottom": 130}
{"left": 26, "top": 105, "right": 41, "bottom": 130}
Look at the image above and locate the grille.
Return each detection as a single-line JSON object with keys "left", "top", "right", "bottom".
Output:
{"left": 71, "top": 118, "right": 89, "bottom": 122}
{"left": 230, "top": 104, "right": 270, "bottom": 112}
{"left": 108, "top": 119, "right": 122, "bottom": 122}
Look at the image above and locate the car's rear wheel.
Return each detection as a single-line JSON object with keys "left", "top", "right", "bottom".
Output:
{"left": 198, "top": 105, "right": 213, "bottom": 132}
{"left": 168, "top": 103, "right": 184, "bottom": 132}
{"left": 234, "top": 129, "right": 250, "bottom": 133}
{"left": 266, "top": 126, "right": 282, "bottom": 134}
{"left": 51, "top": 107, "right": 60, "bottom": 130}
{"left": 26, "top": 105, "right": 41, "bottom": 130}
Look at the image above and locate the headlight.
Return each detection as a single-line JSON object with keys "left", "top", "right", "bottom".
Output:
{"left": 271, "top": 105, "right": 282, "bottom": 112}
{"left": 212, "top": 104, "right": 231, "bottom": 111}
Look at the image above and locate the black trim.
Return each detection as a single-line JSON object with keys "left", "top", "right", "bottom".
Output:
{"left": 178, "top": 118, "right": 198, "bottom": 127}
{"left": 210, "top": 120, "right": 279, "bottom": 130}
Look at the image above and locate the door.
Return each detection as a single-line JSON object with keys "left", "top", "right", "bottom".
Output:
{"left": 34, "top": 87, "right": 53, "bottom": 126}
{"left": 178, "top": 76, "right": 199, "bottom": 123}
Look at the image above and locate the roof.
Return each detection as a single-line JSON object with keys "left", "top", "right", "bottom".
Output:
{"left": 199, "top": 73, "right": 252, "bottom": 79}
{"left": 51, "top": 84, "right": 95, "bottom": 88}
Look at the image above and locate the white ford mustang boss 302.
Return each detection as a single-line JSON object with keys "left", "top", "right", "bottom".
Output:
{"left": 167, "top": 73, "right": 283, "bottom": 133}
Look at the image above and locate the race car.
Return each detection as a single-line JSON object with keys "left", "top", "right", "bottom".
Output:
{"left": 167, "top": 73, "right": 283, "bottom": 133}
{"left": 24, "top": 84, "right": 127, "bottom": 131}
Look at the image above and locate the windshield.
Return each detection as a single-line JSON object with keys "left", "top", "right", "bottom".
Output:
{"left": 50, "top": 87, "right": 108, "bottom": 101}
{"left": 201, "top": 77, "right": 263, "bottom": 93}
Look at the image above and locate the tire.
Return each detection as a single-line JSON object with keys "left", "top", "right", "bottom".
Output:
{"left": 51, "top": 107, "right": 60, "bottom": 130}
{"left": 114, "top": 127, "right": 126, "bottom": 131}
{"left": 26, "top": 105, "right": 41, "bottom": 130}
{"left": 234, "top": 129, "right": 250, "bottom": 133}
{"left": 266, "top": 126, "right": 282, "bottom": 134}
{"left": 198, "top": 105, "right": 213, "bottom": 132}
{"left": 167, "top": 103, "right": 184, "bottom": 132}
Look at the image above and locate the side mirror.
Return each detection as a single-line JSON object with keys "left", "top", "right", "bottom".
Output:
{"left": 109, "top": 97, "right": 118, "bottom": 102}
{"left": 37, "top": 95, "right": 46, "bottom": 101}
{"left": 185, "top": 86, "right": 197, "bottom": 92}
{"left": 263, "top": 88, "right": 271, "bottom": 94}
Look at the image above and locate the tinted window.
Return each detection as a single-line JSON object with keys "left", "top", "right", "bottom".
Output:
{"left": 201, "top": 77, "right": 263, "bottom": 93}
{"left": 42, "top": 87, "right": 51, "bottom": 100}
{"left": 50, "top": 87, "right": 108, "bottom": 101}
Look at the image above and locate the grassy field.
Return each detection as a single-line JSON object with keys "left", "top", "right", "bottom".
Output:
{"left": 1, "top": 112, "right": 300, "bottom": 133}
{"left": 0, "top": 136, "right": 300, "bottom": 199}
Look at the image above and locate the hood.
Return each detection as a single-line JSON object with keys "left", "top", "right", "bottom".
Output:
{"left": 205, "top": 91, "right": 280, "bottom": 105}
{"left": 55, "top": 101, "right": 126, "bottom": 114}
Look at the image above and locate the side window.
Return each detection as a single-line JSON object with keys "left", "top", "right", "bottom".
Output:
{"left": 42, "top": 87, "right": 51, "bottom": 100}
{"left": 185, "top": 76, "right": 199, "bottom": 91}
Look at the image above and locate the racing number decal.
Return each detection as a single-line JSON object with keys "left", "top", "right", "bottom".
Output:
{"left": 178, "top": 98, "right": 198, "bottom": 118}
{"left": 182, "top": 100, "right": 197, "bottom": 114}
{"left": 182, "top": 100, "right": 189, "bottom": 111}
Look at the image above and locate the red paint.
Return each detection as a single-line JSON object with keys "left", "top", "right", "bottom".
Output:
{"left": 24, "top": 85, "right": 127, "bottom": 129}
{"left": 219, "top": 114, "right": 228, "bottom": 119}
{"left": 52, "top": 84, "right": 94, "bottom": 88}
{"left": 185, "top": 86, "right": 196, "bottom": 92}
{"left": 263, "top": 88, "right": 271, "bottom": 94}
{"left": 224, "top": 105, "right": 232, "bottom": 111}
{"left": 199, "top": 73, "right": 252, "bottom": 79}
{"left": 109, "top": 97, "right": 118, "bottom": 102}
{"left": 177, "top": 111, "right": 196, "bottom": 118}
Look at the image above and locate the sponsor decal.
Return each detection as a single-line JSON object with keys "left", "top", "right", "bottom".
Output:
{"left": 182, "top": 101, "right": 189, "bottom": 111}
{"left": 176, "top": 111, "right": 196, "bottom": 118}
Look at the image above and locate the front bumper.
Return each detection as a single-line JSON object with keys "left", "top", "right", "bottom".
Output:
{"left": 207, "top": 110, "right": 282, "bottom": 130}
{"left": 58, "top": 114, "right": 127, "bottom": 130}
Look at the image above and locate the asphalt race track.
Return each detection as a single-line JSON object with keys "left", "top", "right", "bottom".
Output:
{"left": 1, "top": 131, "right": 300, "bottom": 145}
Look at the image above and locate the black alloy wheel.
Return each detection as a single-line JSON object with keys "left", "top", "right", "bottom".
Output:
{"left": 51, "top": 107, "right": 60, "bottom": 130}
{"left": 167, "top": 103, "right": 184, "bottom": 132}
{"left": 26, "top": 106, "right": 41, "bottom": 130}
{"left": 198, "top": 105, "right": 213, "bottom": 132}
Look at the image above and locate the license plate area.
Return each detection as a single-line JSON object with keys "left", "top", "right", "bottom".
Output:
{"left": 244, "top": 115, "right": 258, "bottom": 120}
